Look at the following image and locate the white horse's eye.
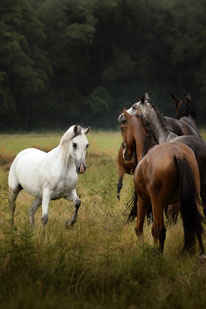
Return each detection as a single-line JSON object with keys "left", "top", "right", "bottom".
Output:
{"left": 132, "top": 105, "right": 136, "bottom": 110}
{"left": 86, "top": 144, "right": 89, "bottom": 149}
{"left": 73, "top": 143, "right": 77, "bottom": 149}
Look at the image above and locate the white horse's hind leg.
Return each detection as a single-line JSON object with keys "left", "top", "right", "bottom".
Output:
{"left": 65, "top": 190, "right": 81, "bottom": 228}
{"left": 41, "top": 189, "right": 51, "bottom": 227}
{"left": 9, "top": 185, "right": 22, "bottom": 226}
{"left": 29, "top": 197, "right": 42, "bottom": 226}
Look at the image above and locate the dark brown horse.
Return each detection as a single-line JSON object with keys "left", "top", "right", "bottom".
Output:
{"left": 167, "top": 93, "right": 202, "bottom": 137}
{"left": 123, "top": 110, "right": 204, "bottom": 255}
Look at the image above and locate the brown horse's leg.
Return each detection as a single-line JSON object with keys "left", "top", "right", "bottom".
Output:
{"left": 165, "top": 203, "right": 179, "bottom": 224}
{"left": 200, "top": 182, "right": 206, "bottom": 217}
{"left": 196, "top": 228, "right": 205, "bottom": 256}
{"left": 135, "top": 197, "right": 148, "bottom": 242}
{"left": 117, "top": 167, "right": 125, "bottom": 200}
{"left": 151, "top": 198, "right": 166, "bottom": 253}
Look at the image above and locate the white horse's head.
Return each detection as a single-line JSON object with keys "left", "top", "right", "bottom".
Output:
{"left": 70, "top": 125, "right": 91, "bottom": 174}
{"left": 118, "top": 92, "right": 151, "bottom": 122}
{"left": 61, "top": 125, "right": 91, "bottom": 174}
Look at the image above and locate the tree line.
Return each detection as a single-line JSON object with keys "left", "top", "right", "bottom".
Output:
{"left": 0, "top": 0, "right": 206, "bottom": 130}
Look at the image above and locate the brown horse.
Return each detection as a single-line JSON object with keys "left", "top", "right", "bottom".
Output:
{"left": 117, "top": 124, "right": 136, "bottom": 200}
{"left": 168, "top": 93, "right": 202, "bottom": 137}
{"left": 123, "top": 109, "right": 204, "bottom": 255}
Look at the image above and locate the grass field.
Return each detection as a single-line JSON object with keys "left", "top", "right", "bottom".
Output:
{"left": 1, "top": 131, "right": 206, "bottom": 309}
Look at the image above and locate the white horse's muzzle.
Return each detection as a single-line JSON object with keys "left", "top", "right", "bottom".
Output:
{"left": 76, "top": 162, "right": 87, "bottom": 174}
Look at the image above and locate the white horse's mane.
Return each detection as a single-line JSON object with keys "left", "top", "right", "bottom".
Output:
{"left": 60, "top": 125, "right": 84, "bottom": 147}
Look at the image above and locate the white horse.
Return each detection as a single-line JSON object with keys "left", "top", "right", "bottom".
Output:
{"left": 8, "top": 125, "right": 90, "bottom": 228}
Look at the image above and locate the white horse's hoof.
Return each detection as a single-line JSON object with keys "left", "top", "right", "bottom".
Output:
{"left": 41, "top": 215, "right": 48, "bottom": 226}
{"left": 199, "top": 254, "right": 206, "bottom": 261}
{"left": 29, "top": 216, "right": 35, "bottom": 226}
{"left": 65, "top": 219, "right": 76, "bottom": 229}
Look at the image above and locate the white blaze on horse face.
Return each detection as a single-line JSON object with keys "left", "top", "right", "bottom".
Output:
{"left": 118, "top": 101, "right": 141, "bottom": 122}
{"left": 70, "top": 132, "right": 89, "bottom": 174}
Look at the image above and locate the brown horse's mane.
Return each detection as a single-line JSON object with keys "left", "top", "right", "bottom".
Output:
{"left": 141, "top": 134, "right": 158, "bottom": 159}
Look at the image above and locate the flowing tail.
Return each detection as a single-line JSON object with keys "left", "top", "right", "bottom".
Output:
{"left": 124, "top": 191, "right": 138, "bottom": 221}
{"left": 174, "top": 157, "right": 204, "bottom": 253}
{"left": 124, "top": 191, "right": 153, "bottom": 223}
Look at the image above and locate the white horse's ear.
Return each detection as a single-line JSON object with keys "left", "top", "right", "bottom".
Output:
{"left": 84, "top": 126, "right": 91, "bottom": 135}
{"left": 144, "top": 92, "right": 151, "bottom": 102}
{"left": 73, "top": 125, "right": 78, "bottom": 135}
{"left": 141, "top": 92, "right": 151, "bottom": 104}
{"left": 73, "top": 125, "right": 81, "bottom": 138}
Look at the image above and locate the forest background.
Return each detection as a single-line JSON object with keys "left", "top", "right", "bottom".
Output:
{"left": 1, "top": 0, "right": 206, "bottom": 131}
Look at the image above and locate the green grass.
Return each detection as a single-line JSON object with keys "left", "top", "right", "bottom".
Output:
{"left": 0, "top": 131, "right": 122, "bottom": 153}
{"left": 0, "top": 133, "right": 61, "bottom": 153}
{"left": 1, "top": 131, "right": 206, "bottom": 308}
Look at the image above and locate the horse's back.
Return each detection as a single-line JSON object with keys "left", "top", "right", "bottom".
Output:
{"left": 135, "top": 142, "right": 198, "bottom": 202}
{"left": 10, "top": 148, "right": 46, "bottom": 171}
{"left": 147, "top": 142, "right": 197, "bottom": 171}
{"left": 165, "top": 116, "right": 201, "bottom": 137}
{"left": 9, "top": 148, "right": 46, "bottom": 194}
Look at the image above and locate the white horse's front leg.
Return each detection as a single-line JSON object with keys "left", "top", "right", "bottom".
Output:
{"left": 65, "top": 190, "right": 81, "bottom": 228}
{"left": 41, "top": 188, "right": 51, "bottom": 227}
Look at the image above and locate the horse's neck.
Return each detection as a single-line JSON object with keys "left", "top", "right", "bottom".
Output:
{"left": 180, "top": 115, "right": 197, "bottom": 128}
{"left": 143, "top": 106, "right": 176, "bottom": 143}
{"left": 57, "top": 130, "right": 76, "bottom": 168}
{"left": 56, "top": 144, "right": 74, "bottom": 169}
{"left": 133, "top": 121, "right": 147, "bottom": 161}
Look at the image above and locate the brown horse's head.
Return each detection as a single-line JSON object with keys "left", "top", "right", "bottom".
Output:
{"left": 170, "top": 93, "right": 196, "bottom": 122}
{"left": 122, "top": 109, "right": 136, "bottom": 161}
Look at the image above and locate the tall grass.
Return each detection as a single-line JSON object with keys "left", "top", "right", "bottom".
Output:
{"left": 0, "top": 132, "right": 206, "bottom": 308}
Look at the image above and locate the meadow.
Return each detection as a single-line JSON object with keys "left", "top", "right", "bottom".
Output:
{"left": 1, "top": 131, "right": 206, "bottom": 309}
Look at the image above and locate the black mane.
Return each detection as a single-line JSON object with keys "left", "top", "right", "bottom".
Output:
{"left": 141, "top": 134, "right": 159, "bottom": 158}
{"left": 177, "top": 97, "right": 197, "bottom": 122}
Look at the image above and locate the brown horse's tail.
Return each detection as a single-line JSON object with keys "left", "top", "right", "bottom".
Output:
{"left": 174, "top": 156, "right": 203, "bottom": 253}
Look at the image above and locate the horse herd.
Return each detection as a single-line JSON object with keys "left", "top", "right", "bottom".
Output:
{"left": 7, "top": 92, "right": 206, "bottom": 256}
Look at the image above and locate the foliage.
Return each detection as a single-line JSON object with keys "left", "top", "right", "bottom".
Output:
{"left": 0, "top": 0, "right": 206, "bottom": 130}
